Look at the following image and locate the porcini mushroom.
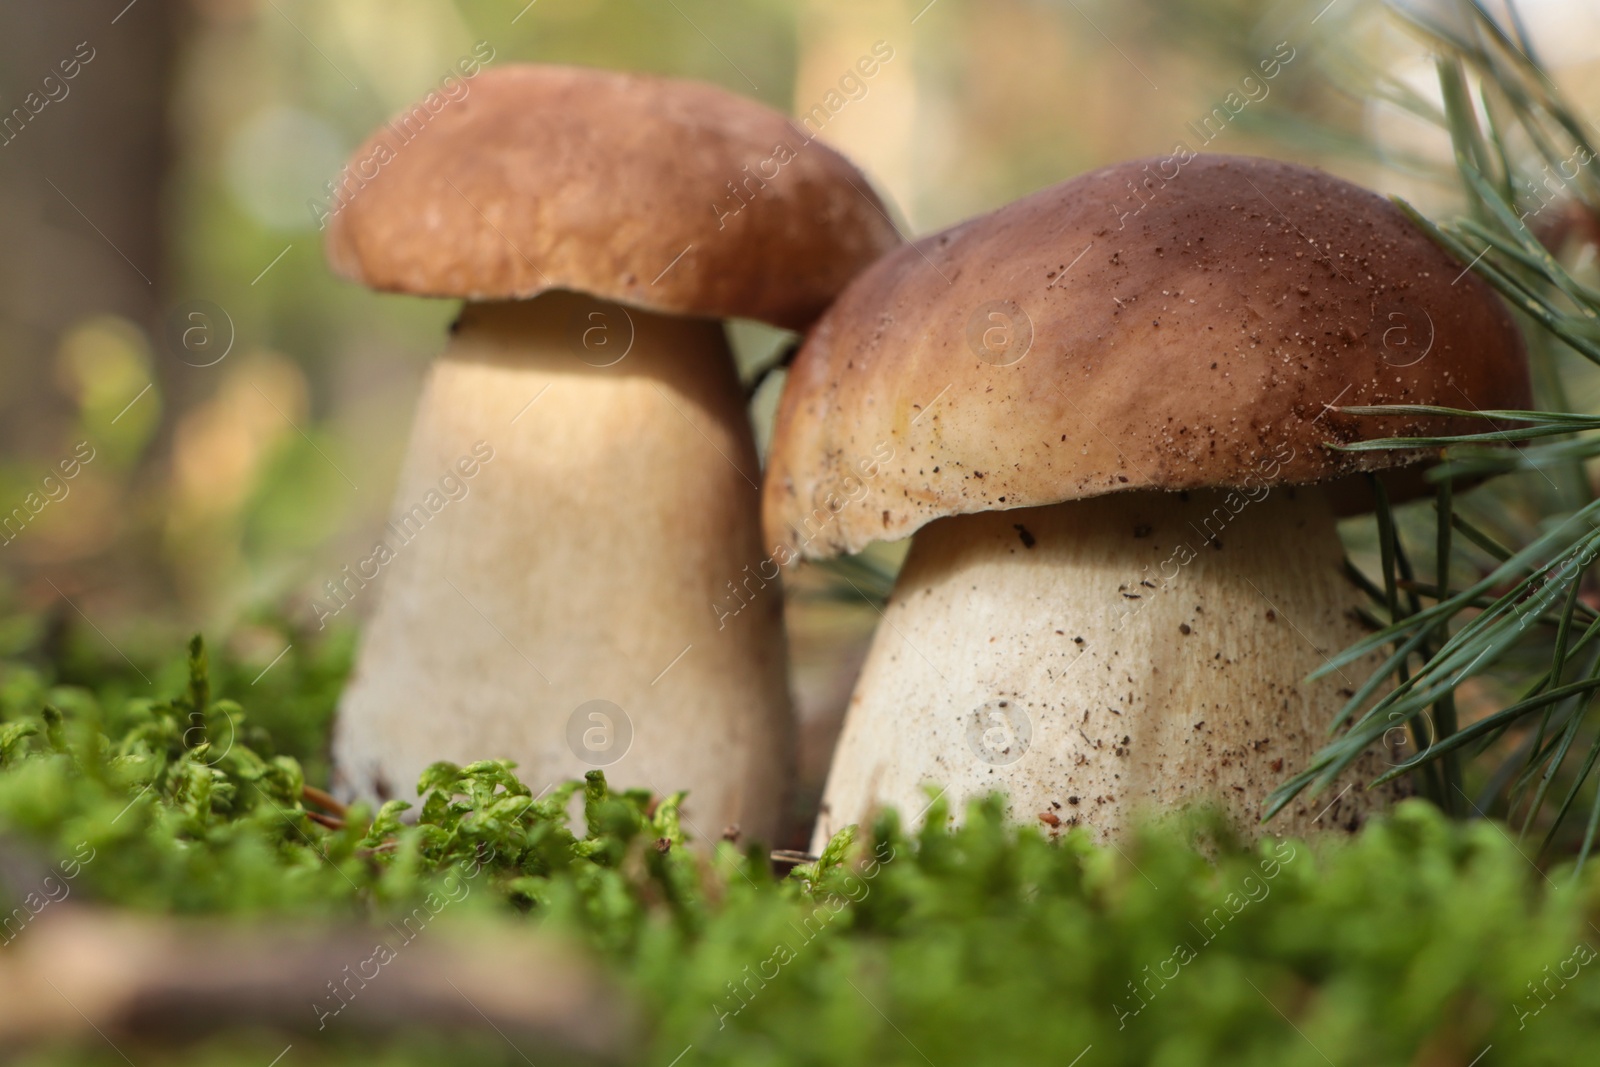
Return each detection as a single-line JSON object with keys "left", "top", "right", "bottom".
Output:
{"left": 762, "top": 155, "right": 1529, "bottom": 847}
{"left": 325, "top": 65, "right": 900, "bottom": 843}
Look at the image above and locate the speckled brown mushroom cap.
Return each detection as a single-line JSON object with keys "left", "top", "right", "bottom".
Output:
{"left": 325, "top": 65, "right": 901, "bottom": 331}
{"left": 762, "top": 154, "right": 1530, "bottom": 560}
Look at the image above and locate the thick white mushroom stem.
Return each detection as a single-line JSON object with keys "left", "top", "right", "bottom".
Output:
{"left": 812, "top": 486, "right": 1405, "bottom": 851}
{"left": 333, "top": 291, "right": 793, "bottom": 845}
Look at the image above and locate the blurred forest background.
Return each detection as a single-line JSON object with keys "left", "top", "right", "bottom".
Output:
{"left": 2, "top": 0, "right": 1598, "bottom": 804}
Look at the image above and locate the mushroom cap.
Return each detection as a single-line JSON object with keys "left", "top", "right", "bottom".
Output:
{"left": 324, "top": 64, "right": 901, "bottom": 331}
{"left": 762, "top": 154, "right": 1530, "bottom": 561}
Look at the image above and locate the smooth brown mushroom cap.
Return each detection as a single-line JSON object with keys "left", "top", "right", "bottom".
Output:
{"left": 325, "top": 65, "right": 901, "bottom": 330}
{"left": 762, "top": 154, "right": 1530, "bottom": 560}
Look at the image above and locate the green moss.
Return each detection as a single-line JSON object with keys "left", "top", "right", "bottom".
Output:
{"left": 2, "top": 634, "right": 1599, "bottom": 1066}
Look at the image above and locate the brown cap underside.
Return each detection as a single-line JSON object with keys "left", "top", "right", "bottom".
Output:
{"left": 762, "top": 154, "right": 1530, "bottom": 560}
{"left": 325, "top": 64, "right": 901, "bottom": 331}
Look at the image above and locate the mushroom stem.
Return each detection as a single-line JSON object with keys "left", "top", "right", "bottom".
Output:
{"left": 812, "top": 485, "right": 1403, "bottom": 849}
{"left": 333, "top": 291, "right": 792, "bottom": 843}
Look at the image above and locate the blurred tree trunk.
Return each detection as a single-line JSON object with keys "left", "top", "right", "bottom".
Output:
{"left": 0, "top": 0, "right": 179, "bottom": 456}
